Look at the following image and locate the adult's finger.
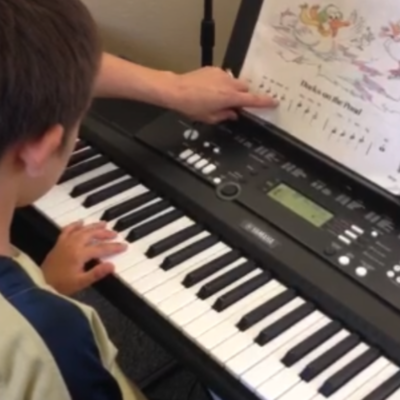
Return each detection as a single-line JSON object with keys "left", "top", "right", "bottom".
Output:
{"left": 209, "top": 110, "right": 238, "bottom": 124}
{"left": 231, "top": 78, "right": 250, "bottom": 92}
{"left": 229, "top": 92, "right": 279, "bottom": 109}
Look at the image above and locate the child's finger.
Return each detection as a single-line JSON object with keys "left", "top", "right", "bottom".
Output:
{"left": 60, "top": 220, "right": 84, "bottom": 237}
{"left": 84, "top": 241, "right": 128, "bottom": 262}
{"left": 77, "top": 262, "right": 115, "bottom": 290}
{"left": 79, "top": 228, "right": 118, "bottom": 244}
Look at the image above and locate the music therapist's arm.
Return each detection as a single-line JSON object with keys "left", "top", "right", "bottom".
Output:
{"left": 94, "top": 53, "right": 178, "bottom": 110}
{"left": 93, "top": 53, "right": 278, "bottom": 123}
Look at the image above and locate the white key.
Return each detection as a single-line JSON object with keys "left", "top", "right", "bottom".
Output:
{"left": 384, "top": 386, "right": 400, "bottom": 400}
{"left": 241, "top": 317, "right": 331, "bottom": 391}
{"left": 126, "top": 216, "right": 194, "bottom": 253}
{"left": 157, "top": 257, "right": 247, "bottom": 316}
{"left": 35, "top": 185, "right": 72, "bottom": 210}
{"left": 170, "top": 268, "right": 270, "bottom": 331}
{"left": 287, "top": 343, "right": 370, "bottom": 399}
{"left": 35, "top": 161, "right": 115, "bottom": 208}
{"left": 46, "top": 176, "right": 132, "bottom": 218}
{"left": 198, "top": 281, "right": 283, "bottom": 351}
{"left": 346, "top": 363, "right": 399, "bottom": 400}
{"left": 291, "top": 330, "right": 350, "bottom": 374}
{"left": 106, "top": 217, "right": 194, "bottom": 274}
{"left": 184, "top": 269, "right": 263, "bottom": 338}
{"left": 55, "top": 185, "right": 150, "bottom": 226}
{"left": 258, "top": 368, "right": 300, "bottom": 400}
{"left": 277, "top": 381, "right": 318, "bottom": 400}
{"left": 212, "top": 296, "right": 304, "bottom": 364}
{"left": 227, "top": 311, "right": 326, "bottom": 377}
{"left": 39, "top": 155, "right": 108, "bottom": 209}
{"left": 60, "top": 162, "right": 116, "bottom": 191}
{"left": 118, "top": 232, "right": 211, "bottom": 283}
{"left": 328, "top": 356, "right": 390, "bottom": 400}
{"left": 135, "top": 243, "right": 228, "bottom": 298}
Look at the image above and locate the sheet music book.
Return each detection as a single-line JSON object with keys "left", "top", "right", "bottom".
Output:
{"left": 239, "top": 0, "right": 400, "bottom": 195}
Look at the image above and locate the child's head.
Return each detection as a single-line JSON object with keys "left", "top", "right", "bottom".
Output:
{"left": 0, "top": 0, "right": 101, "bottom": 207}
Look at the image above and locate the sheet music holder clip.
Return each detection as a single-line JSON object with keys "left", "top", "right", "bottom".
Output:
{"left": 201, "top": 0, "right": 215, "bottom": 66}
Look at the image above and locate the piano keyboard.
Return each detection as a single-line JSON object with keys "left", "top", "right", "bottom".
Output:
{"left": 34, "top": 140, "right": 400, "bottom": 400}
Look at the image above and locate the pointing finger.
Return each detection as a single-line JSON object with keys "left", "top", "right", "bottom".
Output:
{"left": 231, "top": 92, "right": 279, "bottom": 109}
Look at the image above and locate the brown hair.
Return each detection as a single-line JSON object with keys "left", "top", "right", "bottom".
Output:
{"left": 0, "top": 0, "right": 101, "bottom": 157}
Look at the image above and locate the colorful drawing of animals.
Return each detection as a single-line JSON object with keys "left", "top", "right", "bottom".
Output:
{"left": 299, "top": 3, "right": 351, "bottom": 38}
{"left": 380, "top": 21, "right": 400, "bottom": 78}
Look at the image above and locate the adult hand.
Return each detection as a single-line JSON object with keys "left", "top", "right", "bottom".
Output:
{"left": 41, "top": 221, "right": 127, "bottom": 296}
{"left": 172, "top": 66, "right": 278, "bottom": 124}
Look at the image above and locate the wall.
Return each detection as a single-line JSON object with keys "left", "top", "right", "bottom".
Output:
{"left": 82, "top": 0, "right": 241, "bottom": 73}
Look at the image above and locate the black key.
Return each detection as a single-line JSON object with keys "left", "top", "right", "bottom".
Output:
{"left": 126, "top": 209, "right": 184, "bottom": 242}
{"left": 161, "top": 235, "right": 219, "bottom": 271}
{"left": 237, "top": 289, "right": 296, "bottom": 331}
{"left": 58, "top": 156, "right": 108, "bottom": 184}
{"left": 319, "top": 348, "right": 380, "bottom": 396}
{"left": 68, "top": 147, "right": 97, "bottom": 167}
{"left": 182, "top": 250, "right": 240, "bottom": 287}
{"left": 197, "top": 261, "right": 256, "bottom": 299}
{"left": 114, "top": 200, "right": 170, "bottom": 232}
{"left": 213, "top": 272, "right": 271, "bottom": 312}
{"left": 147, "top": 224, "right": 204, "bottom": 258}
{"left": 282, "top": 321, "right": 341, "bottom": 367}
{"left": 255, "top": 302, "right": 316, "bottom": 346}
{"left": 362, "top": 371, "right": 400, "bottom": 400}
{"left": 74, "top": 140, "right": 86, "bottom": 152}
{"left": 102, "top": 192, "right": 158, "bottom": 222}
{"left": 83, "top": 177, "right": 138, "bottom": 208}
{"left": 71, "top": 168, "right": 125, "bottom": 197}
{"left": 300, "top": 334, "right": 360, "bottom": 382}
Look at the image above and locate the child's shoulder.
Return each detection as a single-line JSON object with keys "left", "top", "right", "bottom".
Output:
{"left": 0, "top": 255, "right": 122, "bottom": 400}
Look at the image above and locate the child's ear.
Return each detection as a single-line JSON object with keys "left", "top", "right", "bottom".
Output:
{"left": 18, "top": 124, "right": 64, "bottom": 177}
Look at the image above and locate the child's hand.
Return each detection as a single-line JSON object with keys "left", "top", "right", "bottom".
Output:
{"left": 41, "top": 220, "right": 128, "bottom": 296}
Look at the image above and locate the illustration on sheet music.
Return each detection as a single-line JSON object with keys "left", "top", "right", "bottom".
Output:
{"left": 240, "top": 0, "right": 400, "bottom": 195}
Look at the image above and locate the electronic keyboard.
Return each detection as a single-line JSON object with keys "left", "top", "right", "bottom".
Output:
{"left": 29, "top": 109, "right": 400, "bottom": 400}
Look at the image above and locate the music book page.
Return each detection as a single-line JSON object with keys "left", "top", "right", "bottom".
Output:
{"left": 240, "top": 0, "right": 400, "bottom": 195}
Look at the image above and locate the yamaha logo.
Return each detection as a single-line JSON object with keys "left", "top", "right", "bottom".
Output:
{"left": 240, "top": 221, "right": 279, "bottom": 248}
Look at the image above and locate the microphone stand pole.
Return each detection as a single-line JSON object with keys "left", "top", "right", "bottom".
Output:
{"left": 201, "top": 0, "right": 214, "bottom": 66}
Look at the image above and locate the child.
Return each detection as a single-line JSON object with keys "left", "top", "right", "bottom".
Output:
{"left": 0, "top": 0, "right": 146, "bottom": 399}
